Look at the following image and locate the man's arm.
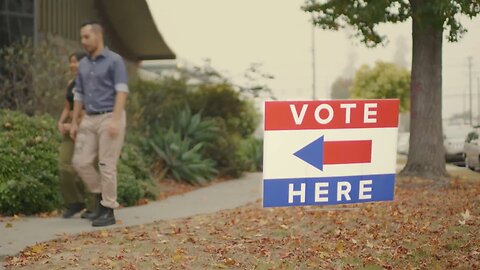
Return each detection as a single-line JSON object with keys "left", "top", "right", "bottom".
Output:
{"left": 108, "top": 56, "right": 129, "bottom": 137}
{"left": 107, "top": 92, "right": 128, "bottom": 138}
{"left": 112, "top": 92, "right": 127, "bottom": 122}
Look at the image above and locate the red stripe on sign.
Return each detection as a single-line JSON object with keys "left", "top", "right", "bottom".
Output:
{"left": 264, "top": 99, "right": 399, "bottom": 130}
{"left": 323, "top": 140, "right": 372, "bottom": 165}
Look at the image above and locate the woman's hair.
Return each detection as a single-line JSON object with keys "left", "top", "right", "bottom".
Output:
{"left": 69, "top": 51, "right": 87, "bottom": 62}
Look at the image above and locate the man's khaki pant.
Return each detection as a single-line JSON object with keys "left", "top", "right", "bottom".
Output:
{"left": 72, "top": 111, "right": 126, "bottom": 209}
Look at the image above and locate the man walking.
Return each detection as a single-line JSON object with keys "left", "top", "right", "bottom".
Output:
{"left": 70, "top": 21, "right": 128, "bottom": 227}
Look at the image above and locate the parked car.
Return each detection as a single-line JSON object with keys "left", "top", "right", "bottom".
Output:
{"left": 464, "top": 127, "right": 480, "bottom": 171}
{"left": 444, "top": 125, "right": 471, "bottom": 162}
{"left": 396, "top": 126, "right": 470, "bottom": 162}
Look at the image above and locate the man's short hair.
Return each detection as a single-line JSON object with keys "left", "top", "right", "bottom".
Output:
{"left": 80, "top": 20, "right": 104, "bottom": 35}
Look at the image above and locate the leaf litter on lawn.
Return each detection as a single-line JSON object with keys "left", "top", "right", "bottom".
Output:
{"left": 4, "top": 176, "right": 480, "bottom": 269}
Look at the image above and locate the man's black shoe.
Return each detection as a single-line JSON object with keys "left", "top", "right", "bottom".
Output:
{"left": 86, "top": 193, "right": 102, "bottom": 221}
{"left": 91, "top": 204, "right": 116, "bottom": 227}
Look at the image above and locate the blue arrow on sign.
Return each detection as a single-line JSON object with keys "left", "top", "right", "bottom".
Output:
{"left": 293, "top": 136, "right": 325, "bottom": 171}
{"left": 294, "top": 136, "right": 373, "bottom": 172}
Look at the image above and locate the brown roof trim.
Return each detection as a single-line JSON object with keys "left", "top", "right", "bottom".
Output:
{"left": 98, "top": 0, "right": 175, "bottom": 61}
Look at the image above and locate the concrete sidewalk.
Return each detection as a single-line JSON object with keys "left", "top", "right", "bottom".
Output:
{"left": 0, "top": 172, "right": 263, "bottom": 261}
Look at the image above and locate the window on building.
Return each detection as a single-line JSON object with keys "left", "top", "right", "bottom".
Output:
{"left": 0, "top": 0, "right": 34, "bottom": 48}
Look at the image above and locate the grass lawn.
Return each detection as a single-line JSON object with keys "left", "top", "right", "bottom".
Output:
{"left": 3, "top": 170, "right": 480, "bottom": 269}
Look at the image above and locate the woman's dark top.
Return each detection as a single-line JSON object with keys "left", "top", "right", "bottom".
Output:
{"left": 66, "top": 80, "right": 75, "bottom": 110}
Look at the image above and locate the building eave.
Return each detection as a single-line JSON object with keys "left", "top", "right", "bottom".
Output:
{"left": 98, "top": 0, "right": 175, "bottom": 61}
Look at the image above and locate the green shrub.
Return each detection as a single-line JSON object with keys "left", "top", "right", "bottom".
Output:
{"left": 127, "top": 78, "right": 189, "bottom": 133}
{"left": 201, "top": 131, "right": 245, "bottom": 178}
{"left": 0, "top": 110, "right": 158, "bottom": 215}
{"left": 120, "top": 142, "right": 153, "bottom": 183}
{"left": 117, "top": 163, "right": 144, "bottom": 207}
{"left": 0, "top": 110, "right": 62, "bottom": 215}
{"left": 240, "top": 137, "right": 263, "bottom": 172}
{"left": 0, "top": 37, "right": 79, "bottom": 116}
{"left": 150, "top": 129, "right": 217, "bottom": 185}
{"left": 118, "top": 142, "right": 158, "bottom": 205}
{"left": 188, "top": 83, "right": 260, "bottom": 138}
{"left": 0, "top": 175, "right": 60, "bottom": 216}
{"left": 127, "top": 76, "right": 262, "bottom": 179}
{"left": 186, "top": 83, "right": 260, "bottom": 177}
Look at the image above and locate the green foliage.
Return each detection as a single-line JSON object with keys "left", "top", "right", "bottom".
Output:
{"left": 150, "top": 129, "right": 218, "bottom": 185}
{"left": 203, "top": 132, "right": 247, "bottom": 178}
{"left": 350, "top": 61, "right": 410, "bottom": 112}
{"left": 0, "top": 36, "right": 79, "bottom": 115}
{"left": 188, "top": 83, "right": 260, "bottom": 138}
{"left": 330, "top": 77, "right": 352, "bottom": 100}
{"left": 117, "top": 142, "right": 158, "bottom": 206}
{"left": 303, "top": 0, "right": 480, "bottom": 178}
{"left": 117, "top": 163, "right": 145, "bottom": 207}
{"left": 127, "top": 78, "right": 189, "bottom": 133}
{"left": 239, "top": 137, "right": 263, "bottom": 172}
{"left": 145, "top": 107, "right": 219, "bottom": 185}
{"left": 186, "top": 83, "right": 260, "bottom": 177}
{"left": 302, "top": 0, "right": 480, "bottom": 47}
{"left": 129, "top": 75, "right": 261, "bottom": 180}
{"left": 0, "top": 110, "right": 157, "bottom": 215}
{"left": 0, "top": 175, "right": 60, "bottom": 216}
{"left": 120, "top": 142, "right": 153, "bottom": 184}
{"left": 168, "top": 106, "right": 220, "bottom": 143}
{"left": 0, "top": 110, "right": 62, "bottom": 215}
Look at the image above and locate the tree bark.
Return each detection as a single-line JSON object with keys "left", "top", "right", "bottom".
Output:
{"left": 399, "top": 0, "right": 448, "bottom": 181}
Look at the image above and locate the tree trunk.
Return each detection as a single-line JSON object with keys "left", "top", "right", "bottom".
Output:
{"left": 399, "top": 0, "right": 448, "bottom": 181}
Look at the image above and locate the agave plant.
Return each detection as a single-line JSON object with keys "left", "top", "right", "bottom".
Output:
{"left": 150, "top": 129, "right": 217, "bottom": 185}
{"left": 169, "top": 106, "right": 220, "bottom": 144}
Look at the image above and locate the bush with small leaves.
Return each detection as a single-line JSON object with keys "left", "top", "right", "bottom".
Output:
{"left": 0, "top": 110, "right": 158, "bottom": 215}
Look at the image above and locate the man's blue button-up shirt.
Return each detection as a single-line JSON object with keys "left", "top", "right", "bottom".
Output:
{"left": 74, "top": 48, "right": 129, "bottom": 114}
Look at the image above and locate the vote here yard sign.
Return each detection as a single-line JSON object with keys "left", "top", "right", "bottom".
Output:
{"left": 263, "top": 99, "right": 400, "bottom": 207}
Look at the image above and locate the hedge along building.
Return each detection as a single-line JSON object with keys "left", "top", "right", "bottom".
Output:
{"left": 0, "top": 0, "right": 175, "bottom": 63}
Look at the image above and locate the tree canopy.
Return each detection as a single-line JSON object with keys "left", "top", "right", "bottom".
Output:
{"left": 303, "top": 0, "right": 480, "bottom": 180}
{"left": 302, "top": 0, "right": 480, "bottom": 47}
{"left": 351, "top": 61, "right": 410, "bottom": 112}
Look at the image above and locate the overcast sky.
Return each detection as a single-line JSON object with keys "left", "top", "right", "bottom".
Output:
{"left": 146, "top": 0, "right": 480, "bottom": 119}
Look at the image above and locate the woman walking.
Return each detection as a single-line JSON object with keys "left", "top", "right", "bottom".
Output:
{"left": 57, "top": 51, "right": 96, "bottom": 218}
